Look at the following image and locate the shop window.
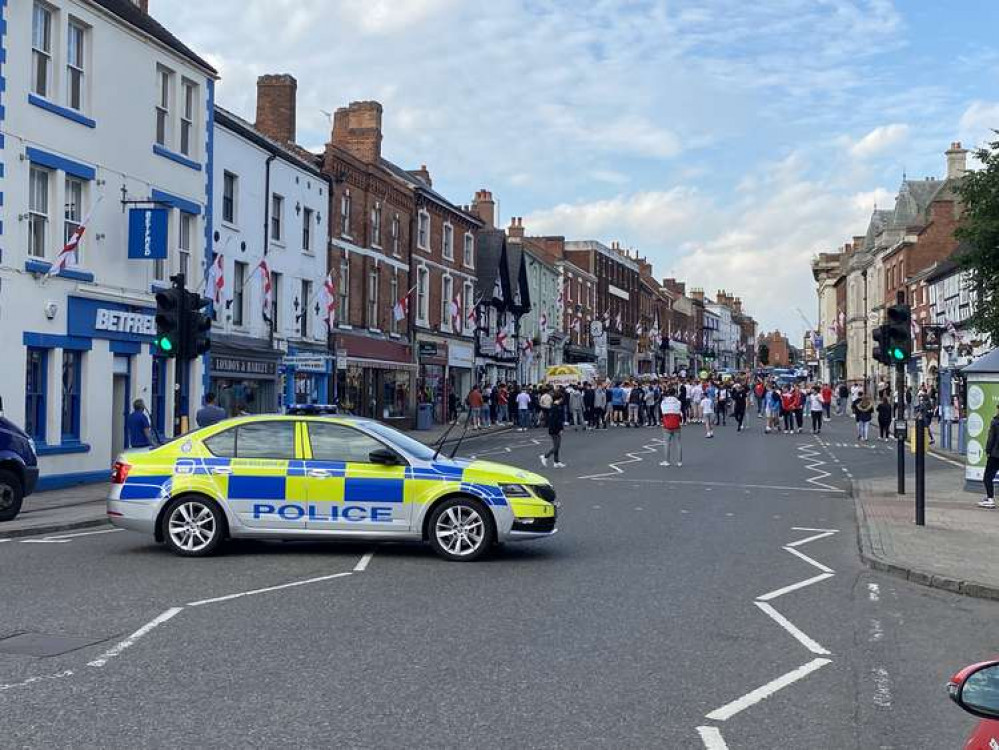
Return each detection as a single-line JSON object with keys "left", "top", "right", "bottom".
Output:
{"left": 25, "top": 348, "right": 47, "bottom": 442}
{"left": 382, "top": 370, "right": 410, "bottom": 419}
{"left": 235, "top": 422, "right": 295, "bottom": 460}
{"left": 60, "top": 351, "right": 82, "bottom": 441}
{"left": 307, "top": 423, "right": 386, "bottom": 463}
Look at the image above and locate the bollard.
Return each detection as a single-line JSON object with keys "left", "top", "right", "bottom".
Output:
{"left": 915, "top": 415, "right": 925, "bottom": 526}
{"left": 958, "top": 418, "right": 967, "bottom": 455}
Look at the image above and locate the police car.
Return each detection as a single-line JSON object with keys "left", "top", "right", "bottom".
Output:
{"left": 107, "top": 415, "right": 558, "bottom": 561}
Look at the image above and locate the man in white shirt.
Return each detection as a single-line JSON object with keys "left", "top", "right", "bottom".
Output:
{"left": 659, "top": 388, "right": 683, "bottom": 467}
{"left": 516, "top": 389, "right": 531, "bottom": 431}
{"left": 689, "top": 382, "right": 703, "bottom": 424}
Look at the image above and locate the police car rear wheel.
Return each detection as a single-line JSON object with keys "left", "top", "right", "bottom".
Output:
{"left": 163, "top": 497, "right": 223, "bottom": 556}
{"left": 429, "top": 498, "right": 494, "bottom": 561}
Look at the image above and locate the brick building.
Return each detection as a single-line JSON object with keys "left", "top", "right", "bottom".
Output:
{"left": 759, "top": 330, "right": 791, "bottom": 367}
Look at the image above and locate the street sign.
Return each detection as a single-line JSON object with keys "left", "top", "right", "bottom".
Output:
{"left": 921, "top": 325, "right": 943, "bottom": 352}
{"left": 127, "top": 208, "right": 168, "bottom": 260}
{"left": 894, "top": 419, "right": 907, "bottom": 439}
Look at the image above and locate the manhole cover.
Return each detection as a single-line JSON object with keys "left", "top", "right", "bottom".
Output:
{"left": 0, "top": 632, "right": 108, "bottom": 657}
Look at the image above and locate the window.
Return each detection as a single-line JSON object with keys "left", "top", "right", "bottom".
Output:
{"left": 391, "top": 214, "right": 400, "bottom": 256}
{"left": 463, "top": 233, "right": 474, "bottom": 268}
{"left": 25, "top": 348, "right": 47, "bottom": 442}
{"left": 417, "top": 210, "right": 430, "bottom": 250}
{"left": 302, "top": 207, "right": 313, "bottom": 252}
{"left": 66, "top": 20, "right": 86, "bottom": 111}
{"left": 271, "top": 194, "right": 283, "bottom": 242}
{"left": 340, "top": 190, "right": 351, "bottom": 237}
{"left": 61, "top": 350, "right": 81, "bottom": 441}
{"left": 180, "top": 79, "right": 197, "bottom": 157}
{"left": 463, "top": 281, "right": 474, "bottom": 333}
{"left": 28, "top": 166, "right": 50, "bottom": 259}
{"left": 307, "top": 423, "right": 389, "bottom": 464}
{"left": 64, "top": 176, "right": 83, "bottom": 265}
{"left": 222, "top": 171, "right": 237, "bottom": 224}
{"left": 389, "top": 271, "right": 399, "bottom": 334}
{"left": 300, "top": 279, "right": 311, "bottom": 338}
{"left": 371, "top": 203, "right": 382, "bottom": 247}
{"left": 338, "top": 257, "right": 350, "bottom": 324}
{"left": 270, "top": 271, "right": 281, "bottom": 329}
{"left": 204, "top": 428, "right": 235, "bottom": 458}
{"left": 441, "top": 275, "right": 453, "bottom": 331}
{"left": 416, "top": 266, "right": 429, "bottom": 324}
{"left": 367, "top": 268, "right": 379, "bottom": 329}
{"left": 237, "top": 422, "right": 296, "bottom": 459}
{"left": 178, "top": 213, "right": 193, "bottom": 279}
{"left": 31, "top": 3, "right": 52, "bottom": 98}
{"left": 443, "top": 223, "right": 454, "bottom": 260}
{"left": 232, "top": 261, "right": 247, "bottom": 326}
{"left": 155, "top": 66, "right": 172, "bottom": 147}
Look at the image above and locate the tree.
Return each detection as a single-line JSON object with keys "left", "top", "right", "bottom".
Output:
{"left": 758, "top": 342, "right": 770, "bottom": 366}
{"left": 955, "top": 135, "right": 999, "bottom": 345}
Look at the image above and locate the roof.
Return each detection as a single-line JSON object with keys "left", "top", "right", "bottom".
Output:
{"left": 963, "top": 348, "right": 999, "bottom": 374}
{"left": 215, "top": 107, "right": 322, "bottom": 176}
{"left": 92, "top": 0, "right": 217, "bottom": 75}
{"left": 378, "top": 159, "right": 483, "bottom": 226}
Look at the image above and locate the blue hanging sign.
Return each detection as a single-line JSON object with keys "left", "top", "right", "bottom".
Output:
{"left": 127, "top": 207, "right": 168, "bottom": 260}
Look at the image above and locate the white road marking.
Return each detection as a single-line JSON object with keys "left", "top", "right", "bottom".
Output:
{"left": 928, "top": 451, "right": 964, "bottom": 468}
{"left": 696, "top": 725, "right": 729, "bottom": 749}
{"left": 44, "top": 528, "right": 123, "bottom": 540}
{"left": 353, "top": 552, "right": 374, "bottom": 572}
{"left": 782, "top": 545, "right": 835, "bottom": 574}
{"left": 577, "top": 440, "right": 665, "bottom": 479}
{"left": 186, "top": 571, "right": 353, "bottom": 607}
{"left": 583, "top": 477, "right": 844, "bottom": 493}
{"left": 754, "top": 601, "right": 831, "bottom": 655}
{"left": 87, "top": 607, "right": 184, "bottom": 668}
{"left": 0, "top": 539, "right": 11, "bottom": 544}
{"left": 797, "top": 444, "right": 840, "bottom": 491}
{"left": 756, "top": 572, "right": 835, "bottom": 602}
{"left": 867, "top": 583, "right": 880, "bottom": 602}
{"left": 870, "top": 618, "right": 883, "bottom": 642}
{"left": 705, "top": 658, "right": 832, "bottom": 722}
{"left": 19, "top": 539, "right": 72, "bottom": 544}
{"left": 791, "top": 527, "right": 838, "bottom": 533}
{"left": 0, "top": 669, "right": 75, "bottom": 692}
{"left": 786, "top": 530, "right": 838, "bottom": 547}
{"left": 872, "top": 666, "right": 892, "bottom": 707}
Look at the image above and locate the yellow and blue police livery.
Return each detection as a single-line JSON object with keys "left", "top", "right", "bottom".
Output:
{"left": 107, "top": 415, "right": 557, "bottom": 561}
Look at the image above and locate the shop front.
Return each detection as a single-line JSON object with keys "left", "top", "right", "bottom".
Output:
{"left": 281, "top": 346, "right": 332, "bottom": 409}
{"left": 336, "top": 333, "right": 415, "bottom": 426}
{"left": 448, "top": 341, "right": 475, "bottom": 417}
{"left": 606, "top": 336, "right": 637, "bottom": 379}
{"left": 208, "top": 335, "right": 282, "bottom": 416}
{"left": 418, "top": 340, "right": 449, "bottom": 424}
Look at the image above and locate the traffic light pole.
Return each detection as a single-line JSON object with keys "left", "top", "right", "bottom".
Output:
{"left": 173, "top": 273, "right": 188, "bottom": 438}
{"left": 896, "top": 361, "right": 905, "bottom": 496}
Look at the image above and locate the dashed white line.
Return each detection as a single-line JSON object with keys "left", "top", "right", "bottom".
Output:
{"left": 0, "top": 669, "right": 75, "bottom": 692}
{"left": 705, "top": 658, "right": 832, "bottom": 722}
{"left": 88, "top": 607, "right": 183, "bottom": 668}
{"left": 696, "top": 726, "right": 730, "bottom": 749}
{"left": 872, "top": 666, "right": 893, "bottom": 707}
{"left": 867, "top": 583, "right": 880, "bottom": 602}
{"left": 754, "top": 601, "right": 831, "bottom": 655}
{"left": 353, "top": 552, "right": 374, "bottom": 572}
{"left": 757, "top": 572, "right": 834, "bottom": 602}
{"left": 869, "top": 618, "right": 883, "bottom": 642}
{"left": 186, "top": 571, "right": 353, "bottom": 607}
{"left": 43, "top": 528, "right": 123, "bottom": 540}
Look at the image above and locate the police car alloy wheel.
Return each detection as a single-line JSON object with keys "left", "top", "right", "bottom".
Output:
{"left": 429, "top": 498, "right": 495, "bottom": 561}
{"left": 0, "top": 470, "right": 23, "bottom": 522}
{"left": 162, "top": 497, "right": 224, "bottom": 556}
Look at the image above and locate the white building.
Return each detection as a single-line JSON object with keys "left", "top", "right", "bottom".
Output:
{"left": 705, "top": 300, "right": 738, "bottom": 370}
{"left": 0, "top": 0, "right": 216, "bottom": 489}
{"left": 211, "top": 93, "right": 331, "bottom": 415}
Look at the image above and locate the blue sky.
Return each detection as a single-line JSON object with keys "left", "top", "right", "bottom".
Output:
{"left": 154, "top": 0, "right": 999, "bottom": 340}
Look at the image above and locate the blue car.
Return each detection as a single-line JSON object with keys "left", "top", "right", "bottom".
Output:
{"left": 0, "top": 398, "right": 40, "bottom": 522}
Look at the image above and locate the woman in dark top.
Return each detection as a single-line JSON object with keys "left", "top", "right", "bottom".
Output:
{"left": 539, "top": 393, "right": 566, "bottom": 468}
{"left": 876, "top": 395, "right": 893, "bottom": 441}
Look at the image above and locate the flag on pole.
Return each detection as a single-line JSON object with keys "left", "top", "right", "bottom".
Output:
{"left": 495, "top": 319, "right": 509, "bottom": 352}
{"left": 47, "top": 195, "right": 104, "bottom": 278}
{"left": 393, "top": 285, "right": 414, "bottom": 323}
{"left": 615, "top": 311, "right": 622, "bottom": 331}
{"left": 207, "top": 253, "right": 226, "bottom": 305}
{"left": 467, "top": 297, "right": 479, "bottom": 327}
{"left": 910, "top": 316, "right": 921, "bottom": 343}
{"left": 256, "top": 259, "right": 273, "bottom": 322}
{"left": 572, "top": 315, "right": 581, "bottom": 334}
{"left": 318, "top": 271, "right": 337, "bottom": 329}
{"left": 635, "top": 321, "right": 644, "bottom": 338}
{"left": 539, "top": 311, "right": 548, "bottom": 334}
{"left": 449, "top": 291, "right": 462, "bottom": 331}
{"left": 521, "top": 338, "right": 534, "bottom": 358}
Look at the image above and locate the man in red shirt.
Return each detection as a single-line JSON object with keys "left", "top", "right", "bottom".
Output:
{"left": 780, "top": 387, "right": 796, "bottom": 434}
{"left": 820, "top": 383, "right": 833, "bottom": 420}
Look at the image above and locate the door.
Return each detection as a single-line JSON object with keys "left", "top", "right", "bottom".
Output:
{"left": 203, "top": 420, "right": 306, "bottom": 530}
{"left": 112, "top": 364, "right": 128, "bottom": 460}
{"left": 302, "top": 421, "right": 411, "bottom": 533}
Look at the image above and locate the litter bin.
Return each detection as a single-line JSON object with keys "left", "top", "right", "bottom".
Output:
{"left": 416, "top": 403, "right": 434, "bottom": 431}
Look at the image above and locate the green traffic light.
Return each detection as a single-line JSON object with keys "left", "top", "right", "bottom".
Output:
{"left": 157, "top": 336, "right": 174, "bottom": 352}
{"left": 891, "top": 347, "right": 904, "bottom": 361}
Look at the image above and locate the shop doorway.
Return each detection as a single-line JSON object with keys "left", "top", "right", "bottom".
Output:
{"left": 112, "top": 355, "right": 131, "bottom": 460}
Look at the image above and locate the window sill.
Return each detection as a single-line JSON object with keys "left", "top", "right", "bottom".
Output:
{"left": 368, "top": 328, "right": 382, "bottom": 334}
{"left": 24, "top": 259, "right": 95, "bottom": 283}
{"left": 153, "top": 144, "right": 202, "bottom": 171}
{"left": 270, "top": 240, "right": 286, "bottom": 249}
{"left": 371, "top": 243, "right": 383, "bottom": 251}
{"left": 417, "top": 245, "right": 431, "bottom": 253}
{"left": 340, "top": 234, "right": 354, "bottom": 242}
{"left": 36, "top": 441, "right": 91, "bottom": 456}
{"left": 28, "top": 94, "right": 97, "bottom": 128}
{"left": 337, "top": 324, "right": 353, "bottom": 331}
{"left": 389, "top": 332, "right": 401, "bottom": 339}
{"left": 302, "top": 250, "right": 315, "bottom": 257}
{"left": 221, "top": 221, "right": 240, "bottom": 233}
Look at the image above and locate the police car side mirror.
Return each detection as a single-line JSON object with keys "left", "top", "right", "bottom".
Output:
{"left": 369, "top": 447, "right": 401, "bottom": 466}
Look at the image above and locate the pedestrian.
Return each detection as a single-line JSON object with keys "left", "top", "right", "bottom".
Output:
{"left": 732, "top": 380, "right": 748, "bottom": 432}
{"left": 979, "top": 403, "right": 999, "bottom": 509}
{"left": 497, "top": 383, "right": 510, "bottom": 426}
{"left": 516, "top": 387, "right": 531, "bottom": 431}
{"left": 644, "top": 384, "right": 657, "bottom": 427}
{"left": 808, "top": 387, "right": 824, "bottom": 434}
{"left": 679, "top": 380, "right": 690, "bottom": 424}
{"left": 628, "top": 382, "right": 643, "bottom": 427}
{"left": 820, "top": 382, "right": 833, "bottom": 420}
{"left": 780, "top": 386, "right": 795, "bottom": 434}
{"left": 876, "top": 395, "right": 892, "bottom": 440}
{"left": 539, "top": 392, "right": 566, "bottom": 468}
{"left": 466, "top": 385, "right": 483, "bottom": 429}
{"left": 127, "top": 399, "right": 155, "bottom": 449}
{"left": 196, "top": 392, "right": 227, "bottom": 428}
{"left": 689, "top": 380, "right": 703, "bottom": 424}
{"left": 593, "top": 383, "right": 608, "bottom": 429}
{"left": 855, "top": 395, "right": 874, "bottom": 442}
{"left": 611, "top": 382, "right": 626, "bottom": 426}
{"left": 716, "top": 383, "right": 729, "bottom": 427}
{"left": 792, "top": 384, "right": 805, "bottom": 433}
{"left": 539, "top": 387, "right": 553, "bottom": 428}
{"left": 583, "top": 382, "right": 595, "bottom": 429}
{"left": 766, "top": 385, "right": 782, "bottom": 434}
{"left": 700, "top": 388, "right": 715, "bottom": 438}
{"left": 755, "top": 379, "right": 766, "bottom": 418}
{"left": 659, "top": 387, "right": 683, "bottom": 467}
{"left": 569, "top": 385, "right": 585, "bottom": 431}
{"left": 836, "top": 382, "right": 849, "bottom": 416}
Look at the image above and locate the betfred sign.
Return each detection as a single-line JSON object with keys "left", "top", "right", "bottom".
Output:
{"left": 67, "top": 296, "right": 156, "bottom": 343}
{"left": 95, "top": 309, "right": 156, "bottom": 336}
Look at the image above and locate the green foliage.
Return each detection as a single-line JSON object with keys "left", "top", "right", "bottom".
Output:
{"left": 758, "top": 342, "right": 770, "bottom": 365}
{"left": 955, "top": 135, "right": 999, "bottom": 345}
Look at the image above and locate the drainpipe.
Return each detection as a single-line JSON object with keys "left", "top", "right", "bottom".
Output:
{"left": 263, "top": 153, "right": 277, "bottom": 347}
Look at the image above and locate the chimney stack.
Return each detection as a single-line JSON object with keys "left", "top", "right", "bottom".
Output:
{"left": 470, "top": 189, "right": 495, "bottom": 228}
{"left": 690, "top": 288, "right": 705, "bottom": 302}
{"left": 331, "top": 101, "right": 383, "bottom": 164}
{"left": 945, "top": 141, "right": 968, "bottom": 180}
{"left": 508, "top": 217, "right": 525, "bottom": 239}
{"left": 410, "top": 164, "right": 432, "bottom": 187}
{"left": 255, "top": 74, "right": 297, "bottom": 144}
{"left": 132, "top": 0, "right": 149, "bottom": 12}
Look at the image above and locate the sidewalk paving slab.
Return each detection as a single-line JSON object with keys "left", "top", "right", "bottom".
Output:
{"left": 853, "top": 462, "right": 999, "bottom": 601}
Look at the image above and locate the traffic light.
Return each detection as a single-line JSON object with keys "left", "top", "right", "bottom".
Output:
{"left": 154, "top": 285, "right": 182, "bottom": 358}
{"left": 885, "top": 303, "right": 912, "bottom": 364}
{"left": 872, "top": 323, "right": 890, "bottom": 365}
{"left": 184, "top": 290, "right": 212, "bottom": 358}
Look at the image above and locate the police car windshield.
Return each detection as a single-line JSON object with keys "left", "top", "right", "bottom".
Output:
{"left": 362, "top": 422, "right": 437, "bottom": 461}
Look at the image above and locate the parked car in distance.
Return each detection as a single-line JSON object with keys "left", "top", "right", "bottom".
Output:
{"left": 0, "top": 397, "right": 40, "bottom": 522}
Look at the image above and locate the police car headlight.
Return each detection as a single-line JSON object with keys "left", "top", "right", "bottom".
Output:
{"left": 499, "top": 483, "right": 532, "bottom": 498}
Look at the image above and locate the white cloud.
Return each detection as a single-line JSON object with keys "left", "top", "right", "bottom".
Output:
{"left": 958, "top": 101, "right": 999, "bottom": 150}
{"left": 847, "top": 124, "right": 910, "bottom": 159}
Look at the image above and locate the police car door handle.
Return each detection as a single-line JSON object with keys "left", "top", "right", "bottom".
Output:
{"left": 307, "top": 469, "right": 330, "bottom": 478}
{"left": 211, "top": 467, "right": 232, "bottom": 475}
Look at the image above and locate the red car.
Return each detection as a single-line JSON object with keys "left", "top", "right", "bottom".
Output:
{"left": 948, "top": 660, "right": 999, "bottom": 748}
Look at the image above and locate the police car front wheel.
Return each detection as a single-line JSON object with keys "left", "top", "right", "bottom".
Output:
{"left": 162, "top": 497, "right": 225, "bottom": 557}
{"left": 428, "top": 497, "right": 495, "bottom": 562}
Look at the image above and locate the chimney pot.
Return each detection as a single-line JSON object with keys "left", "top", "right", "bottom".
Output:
{"left": 330, "top": 100, "right": 383, "bottom": 164}
{"left": 255, "top": 74, "right": 298, "bottom": 143}
{"left": 946, "top": 140, "right": 969, "bottom": 180}
{"left": 470, "top": 189, "right": 496, "bottom": 228}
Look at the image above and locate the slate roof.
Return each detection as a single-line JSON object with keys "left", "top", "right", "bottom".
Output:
{"left": 378, "top": 159, "right": 483, "bottom": 226}
{"left": 93, "top": 0, "right": 217, "bottom": 75}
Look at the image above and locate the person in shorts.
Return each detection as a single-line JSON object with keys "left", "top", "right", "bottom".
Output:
{"left": 660, "top": 387, "right": 683, "bottom": 466}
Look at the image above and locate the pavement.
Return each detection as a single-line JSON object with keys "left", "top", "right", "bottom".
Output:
{"left": 1, "top": 412, "right": 995, "bottom": 748}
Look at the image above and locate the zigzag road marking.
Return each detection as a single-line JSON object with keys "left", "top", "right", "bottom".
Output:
{"left": 577, "top": 439, "right": 665, "bottom": 480}
{"left": 470, "top": 437, "right": 542, "bottom": 458}
{"left": 797, "top": 443, "right": 840, "bottom": 491}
